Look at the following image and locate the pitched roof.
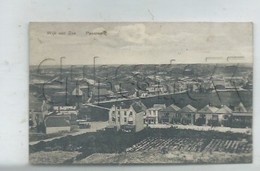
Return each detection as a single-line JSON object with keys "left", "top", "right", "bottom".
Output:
{"left": 161, "top": 104, "right": 180, "bottom": 112}
{"left": 215, "top": 105, "right": 232, "bottom": 114}
{"left": 72, "top": 87, "right": 83, "bottom": 96}
{"left": 198, "top": 105, "right": 219, "bottom": 113}
{"left": 234, "top": 102, "right": 247, "bottom": 112}
{"left": 45, "top": 116, "right": 71, "bottom": 127}
{"left": 131, "top": 101, "right": 147, "bottom": 113}
{"left": 153, "top": 104, "right": 166, "bottom": 109}
{"left": 179, "top": 104, "right": 197, "bottom": 113}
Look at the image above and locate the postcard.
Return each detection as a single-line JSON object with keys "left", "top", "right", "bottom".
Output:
{"left": 29, "top": 22, "right": 253, "bottom": 165}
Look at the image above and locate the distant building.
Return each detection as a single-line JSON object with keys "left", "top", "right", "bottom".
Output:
{"left": 212, "top": 79, "right": 225, "bottom": 90}
{"left": 176, "top": 104, "right": 197, "bottom": 125}
{"left": 145, "top": 104, "right": 166, "bottom": 124}
{"left": 108, "top": 101, "right": 147, "bottom": 132}
{"left": 146, "top": 84, "right": 166, "bottom": 95}
{"left": 92, "top": 88, "right": 112, "bottom": 101}
{"left": 71, "top": 83, "right": 84, "bottom": 104}
{"left": 53, "top": 105, "right": 78, "bottom": 115}
{"left": 71, "top": 85, "right": 83, "bottom": 96}
{"left": 44, "top": 116, "right": 71, "bottom": 134}
{"left": 158, "top": 104, "right": 180, "bottom": 123}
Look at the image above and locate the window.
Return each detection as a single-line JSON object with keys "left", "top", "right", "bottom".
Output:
{"left": 112, "top": 117, "right": 116, "bottom": 122}
{"left": 128, "top": 121, "right": 133, "bottom": 124}
{"left": 118, "top": 111, "right": 120, "bottom": 115}
{"left": 118, "top": 117, "right": 120, "bottom": 122}
{"left": 129, "top": 111, "right": 133, "bottom": 116}
{"left": 124, "top": 118, "right": 127, "bottom": 122}
{"left": 212, "top": 115, "right": 218, "bottom": 120}
{"left": 124, "top": 111, "right": 127, "bottom": 116}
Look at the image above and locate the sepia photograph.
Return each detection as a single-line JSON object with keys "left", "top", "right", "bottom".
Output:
{"left": 29, "top": 22, "right": 253, "bottom": 165}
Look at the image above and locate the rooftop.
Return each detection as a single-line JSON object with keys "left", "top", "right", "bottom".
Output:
{"left": 198, "top": 105, "right": 219, "bottom": 113}
{"left": 178, "top": 104, "right": 197, "bottom": 113}
{"left": 131, "top": 101, "right": 147, "bottom": 113}
{"left": 161, "top": 104, "right": 181, "bottom": 112}
{"left": 215, "top": 105, "right": 233, "bottom": 114}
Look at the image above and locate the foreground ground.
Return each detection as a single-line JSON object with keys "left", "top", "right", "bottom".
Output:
{"left": 30, "top": 151, "right": 80, "bottom": 165}
{"left": 75, "top": 151, "right": 252, "bottom": 164}
{"left": 29, "top": 128, "right": 252, "bottom": 165}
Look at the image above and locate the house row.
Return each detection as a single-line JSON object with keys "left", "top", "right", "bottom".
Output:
{"left": 108, "top": 101, "right": 252, "bottom": 132}
{"left": 157, "top": 102, "right": 252, "bottom": 127}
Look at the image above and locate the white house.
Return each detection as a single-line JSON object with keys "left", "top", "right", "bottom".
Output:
{"left": 108, "top": 101, "right": 147, "bottom": 132}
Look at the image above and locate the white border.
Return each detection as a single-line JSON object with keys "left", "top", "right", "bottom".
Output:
{"left": 0, "top": 0, "right": 260, "bottom": 170}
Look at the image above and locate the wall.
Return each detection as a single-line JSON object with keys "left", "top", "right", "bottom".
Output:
{"left": 46, "top": 126, "right": 71, "bottom": 134}
{"left": 135, "top": 112, "right": 145, "bottom": 132}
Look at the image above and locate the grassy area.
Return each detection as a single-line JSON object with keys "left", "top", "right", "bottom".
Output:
{"left": 30, "top": 151, "right": 81, "bottom": 165}
{"left": 75, "top": 151, "right": 252, "bottom": 165}
{"left": 29, "top": 132, "right": 66, "bottom": 142}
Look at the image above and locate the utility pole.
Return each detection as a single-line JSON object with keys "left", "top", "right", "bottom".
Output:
{"left": 65, "top": 76, "right": 68, "bottom": 105}
{"left": 93, "top": 56, "right": 99, "bottom": 86}
{"left": 60, "top": 56, "right": 66, "bottom": 82}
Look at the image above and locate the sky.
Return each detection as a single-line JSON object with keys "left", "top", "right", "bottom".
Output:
{"left": 29, "top": 22, "right": 253, "bottom": 65}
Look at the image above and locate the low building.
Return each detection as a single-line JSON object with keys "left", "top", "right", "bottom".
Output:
{"left": 44, "top": 116, "right": 71, "bottom": 134}
{"left": 158, "top": 104, "right": 180, "bottom": 123}
{"left": 145, "top": 104, "right": 166, "bottom": 124}
{"left": 196, "top": 105, "right": 219, "bottom": 126}
{"left": 215, "top": 105, "right": 233, "bottom": 126}
{"left": 108, "top": 101, "right": 147, "bottom": 132}
{"left": 176, "top": 105, "right": 197, "bottom": 125}
{"left": 231, "top": 103, "right": 252, "bottom": 128}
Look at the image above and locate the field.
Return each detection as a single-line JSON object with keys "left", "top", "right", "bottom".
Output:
{"left": 30, "top": 128, "right": 252, "bottom": 165}
{"left": 75, "top": 137, "right": 252, "bottom": 164}
{"left": 127, "top": 137, "right": 252, "bottom": 153}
